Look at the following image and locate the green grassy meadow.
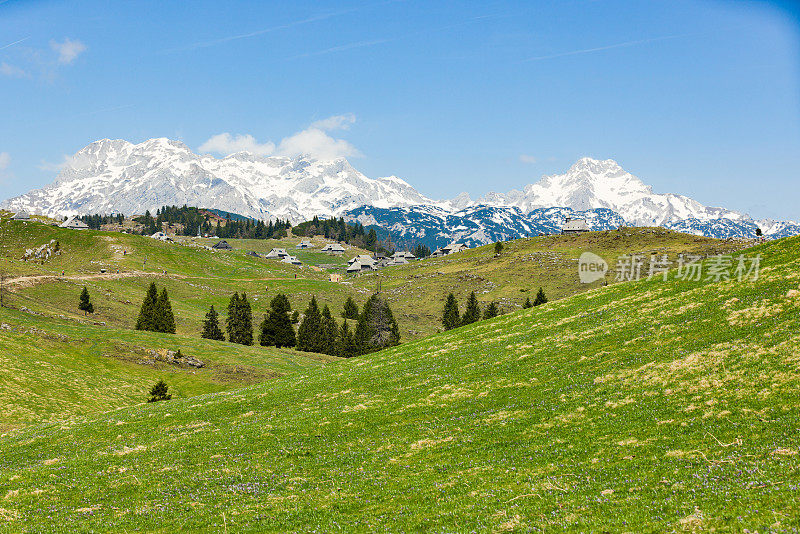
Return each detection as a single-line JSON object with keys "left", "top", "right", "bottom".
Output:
{"left": 0, "top": 213, "right": 797, "bottom": 531}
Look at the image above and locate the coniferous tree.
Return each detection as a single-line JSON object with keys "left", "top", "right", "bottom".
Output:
{"left": 297, "top": 297, "right": 322, "bottom": 352}
{"left": 365, "top": 294, "right": 399, "bottom": 350}
{"left": 201, "top": 305, "right": 224, "bottom": 341}
{"left": 494, "top": 241, "right": 504, "bottom": 255}
{"left": 258, "top": 313, "right": 272, "bottom": 347}
{"left": 533, "top": 287, "right": 548, "bottom": 306}
{"left": 441, "top": 293, "right": 460, "bottom": 331}
{"left": 238, "top": 293, "right": 253, "bottom": 345}
{"left": 352, "top": 294, "right": 400, "bottom": 355}
{"left": 522, "top": 297, "right": 533, "bottom": 309}
{"left": 320, "top": 305, "right": 339, "bottom": 355}
{"left": 341, "top": 297, "right": 360, "bottom": 320}
{"left": 147, "top": 379, "right": 172, "bottom": 402}
{"left": 227, "top": 292, "right": 254, "bottom": 345}
{"left": 259, "top": 294, "right": 295, "bottom": 348}
{"left": 156, "top": 288, "right": 176, "bottom": 334}
{"left": 413, "top": 244, "right": 431, "bottom": 258}
{"left": 461, "top": 291, "right": 480, "bottom": 326}
{"left": 335, "top": 320, "right": 358, "bottom": 357}
{"left": 136, "top": 282, "right": 159, "bottom": 331}
{"left": 78, "top": 286, "right": 94, "bottom": 315}
{"left": 483, "top": 302, "right": 500, "bottom": 320}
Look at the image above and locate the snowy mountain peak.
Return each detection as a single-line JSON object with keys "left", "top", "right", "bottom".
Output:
{"left": 568, "top": 156, "right": 625, "bottom": 175}
{"left": 2, "top": 137, "right": 433, "bottom": 222}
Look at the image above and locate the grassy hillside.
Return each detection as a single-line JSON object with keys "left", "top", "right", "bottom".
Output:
{"left": 0, "top": 305, "right": 335, "bottom": 434}
{"left": 2, "top": 216, "right": 748, "bottom": 342}
{"left": 1, "top": 235, "right": 796, "bottom": 531}
{"left": 353, "top": 228, "right": 751, "bottom": 338}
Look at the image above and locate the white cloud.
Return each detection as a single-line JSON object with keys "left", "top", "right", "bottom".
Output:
{"left": 519, "top": 154, "right": 537, "bottom": 164}
{"left": 0, "top": 152, "right": 10, "bottom": 171}
{"left": 50, "top": 38, "right": 87, "bottom": 64}
{"left": 198, "top": 133, "right": 276, "bottom": 156}
{"left": 199, "top": 114, "right": 362, "bottom": 160}
{"left": 275, "top": 127, "right": 361, "bottom": 160}
{"left": 0, "top": 62, "right": 28, "bottom": 78}
{"left": 310, "top": 113, "right": 356, "bottom": 131}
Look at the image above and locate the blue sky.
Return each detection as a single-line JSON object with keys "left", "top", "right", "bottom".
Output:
{"left": 1, "top": 0, "right": 798, "bottom": 220}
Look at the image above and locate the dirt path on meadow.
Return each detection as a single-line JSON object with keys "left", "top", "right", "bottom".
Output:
{"left": 5, "top": 271, "right": 180, "bottom": 288}
{"left": 5, "top": 271, "right": 318, "bottom": 289}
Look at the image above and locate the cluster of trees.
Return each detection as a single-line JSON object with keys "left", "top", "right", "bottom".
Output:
{"left": 134, "top": 205, "right": 291, "bottom": 239}
{"left": 522, "top": 288, "right": 548, "bottom": 309}
{"left": 441, "top": 287, "right": 549, "bottom": 330}
{"left": 413, "top": 244, "right": 431, "bottom": 258}
{"left": 201, "top": 293, "right": 399, "bottom": 358}
{"left": 135, "top": 282, "right": 177, "bottom": 333}
{"left": 292, "top": 216, "right": 390, "bottom": 253}
{"left": 78, "top": 213, "right": 124, "bottom": 230}
{"left": 441, "top": 292, "right": 501, "bottom": 330}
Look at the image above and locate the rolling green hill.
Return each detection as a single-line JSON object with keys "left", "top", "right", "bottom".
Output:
{"left": 352, "top": 228, "right": 752, "bottom": 338}
{"left": 1, "top": 214, "right": 750, "bottom": 342}
{"left": 1, "top": 233, "right": 796, "bottom": 531}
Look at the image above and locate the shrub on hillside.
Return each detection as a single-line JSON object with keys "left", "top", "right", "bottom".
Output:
{"left": 147, "top": 380, "right": 171, "bottom": 402}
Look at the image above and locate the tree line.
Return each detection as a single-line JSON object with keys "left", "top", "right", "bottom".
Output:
{"left": 292, "top": 216, "right": 385, "bottom": 252}
{"left": 132, "top": 205, "right": 291, "bottom": 239}
{"left": 78, "top": 213, "right": 124, "bottom": 230}
{"left": 201, "top": 293, "right": 399, "bottom": 358}
{"left": 441, "top": 288, "right": 547, "bottom": 331}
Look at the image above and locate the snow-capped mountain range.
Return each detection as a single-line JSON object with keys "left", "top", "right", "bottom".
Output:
{"left": 1, "top": 138, "right": 430, "bottom": 222}
{"left": 2, "top": 137, "right": 797, "bottom": 243}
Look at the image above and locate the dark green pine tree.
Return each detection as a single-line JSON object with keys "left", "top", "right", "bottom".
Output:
{"left": 136, "top": 282, "right": 159, "bottom": 331}
{"left": 353, "top": 305, "right": 371, "bottom": 356}
{"left": 201, "top": 305, "right": 224, "bottom": 341}
{"left": 226, "top": 292, "right": 242, "bottom": 344}
{"left": 155, "top": 288, "right": 176, "bottom": 334}
{"left": 259, "top": 294, "right": 295, "bottom": 348}
{"left": 78, "top": 286, "right": 94, "bottom": 315}
{"left": 352, "top": 294, "right": 400, "bottom": 355}
{"left": 522, "top": 296, "right": 533, "bottom": 309}
{"left": 297, "top": 297, "right": 322, "bottom": 352}
{"left": 364, "top": 294, "right": 400, "bottom": 350}
{"left": 483, "top": 301, "right": 500, "bottom": 320}
{"left": 461, "top": 291, "right": 481, "bottom": 326}
{"left": 441, "top": 293, "right": 460, "bottom": 331}
{"left": 320, "top": 305, "right": 339, "bottom": 355}
{"left": 341, "top": 296, "right": 360, "bottom": 320}
{"left": 494, "top": 241, "right": 504, "bottom": 255}
{"left": 533, "top": 287, "right": 548, "bottom": 306}
{"left": 237, "top": 293, "right": 253, "bottom": 346}
{"left": 258, "top": 313, "right": 272, "bottom": 347}
{"left": 335, "top": 320, "right": 358, "bottom": 358}
{"left": 147, "top": 379, "right": 172, "bottom": 402}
